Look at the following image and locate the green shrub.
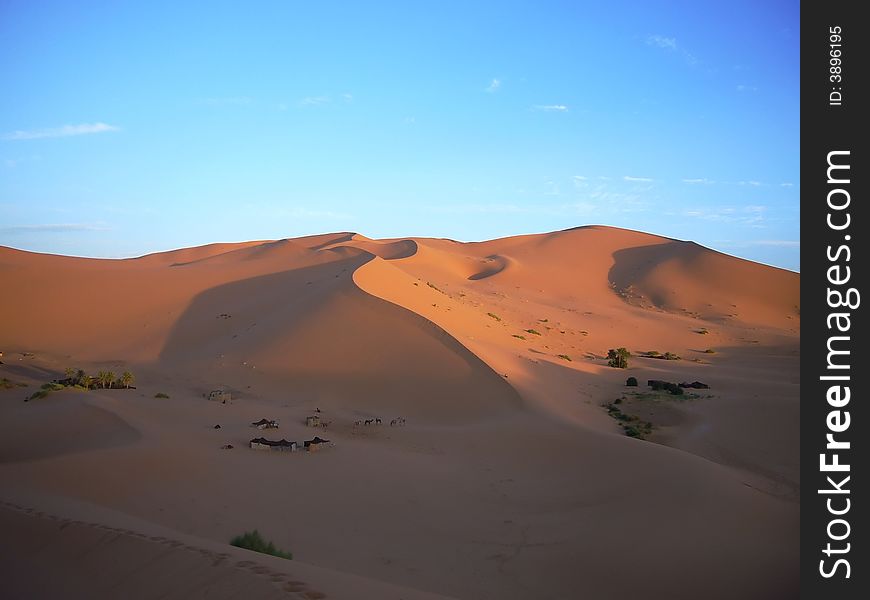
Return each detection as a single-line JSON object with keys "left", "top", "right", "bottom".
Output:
{"left": 662, "top": 352, "right": 681, "bottom": 360}
{"left": 557, "top": 354, "right": 572, "bottom": 361}
{"left": 626, "top": 377, "right": 638, "bottom": 387}
{"left": 525, "top": 329, "right": 542, "bottom": 336}
{"left": 487, "top": 312, "right": 502, "bottom": 322}
{"left": 703, "top": 348, "right": 716, "bottom": 354}
{"left": 230, "top": 530, "right": 292, "bottom": 560}
{"left": 154, "top": 392, "right": 170, "bottom": 399}
{"left": 607, "top": 348, "right": 630, "bottom": 369}
{"left": 26, "top": 390, "right": 50, "bottom": 402}
{"left": 41, "top": 382, "right": 65, "bottom": 391}
{"left": 512, "top": 334, "right": 526, "bottom": 340}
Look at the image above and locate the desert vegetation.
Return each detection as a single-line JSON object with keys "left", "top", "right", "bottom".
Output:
{"left": 603, "top": 401, "right": 653, "bottom": 439}
{"left": 638, "top": 350, "right": 681, "bottom": 361}
{"left": 606, "top": 347, "right": 630, "bottom": 368}
{"left": 230, "top": 530, "right": 293, "bottom": 560}
{"left": 24, "top": 368, "right": 136, "bottom": 401}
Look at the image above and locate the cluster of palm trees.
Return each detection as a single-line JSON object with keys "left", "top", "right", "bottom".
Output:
{"left": 62, "top": 368, "right": 135, "bottom": 390}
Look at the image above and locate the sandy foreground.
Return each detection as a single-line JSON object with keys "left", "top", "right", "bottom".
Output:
{"left": 0, "top": 226, "right": 799, "bottom": 599}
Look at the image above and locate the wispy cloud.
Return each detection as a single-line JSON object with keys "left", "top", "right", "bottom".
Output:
{"left": 544, "top": 180, "right": 561, "bottom": 196}
{"left": 736, "top": 84, "right": 759, "bottom": 92}
{"left": 486, "top": 78, "right": 501, "bottom": 93}
{"left": 646, "top": 35, "right": 677, "bottom": 50}
{"left": 299, "top": 96, "right": 332, "bottom": 107}
{"left": 681, "top": 205, "right": 767, "bottom": 227}
{"left": 780, "top": 182, "right": 794, "bottom": 187}
{"left": 0, "top": 222, "right": 110, "bottom": 233}
{"left": 717, "top": 239, "right": 800, "bottom": 249}
{"left": 342, "top": 93, "right": 353, "bottom": 102}
{"left": 749, "top": 240, "right": 800, "bottom": 247}
{"left": 682, "top": 178, "right": 714, "bottom": 184}
{"left": 623, "top": 175, "right": 653, "bottom": 183}
{"left": 646, "top": 34, "right": 698, "bottom": 66}
{"left": 2, "top": 123, "right": 120, "bottom": 141}
{"left": 532, "top": 104, "right": 568, "bottom": 112}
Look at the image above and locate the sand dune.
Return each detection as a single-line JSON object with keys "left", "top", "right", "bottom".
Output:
{"left": 0, "top": 225, "right": 799, "bottom": 599}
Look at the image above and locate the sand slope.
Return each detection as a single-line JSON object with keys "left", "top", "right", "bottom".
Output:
{"left": 0, "top": 226, "right": 799, "bottom": 599}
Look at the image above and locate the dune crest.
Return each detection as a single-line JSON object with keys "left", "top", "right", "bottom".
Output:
{"left": 0, "top": 225, "right": 799, "bottom": 600}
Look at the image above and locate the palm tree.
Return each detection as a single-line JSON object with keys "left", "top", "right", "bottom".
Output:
{"left": 64, "top": 367, "right": 76, "bottom": 382}
{"left": 97, "top": 370, "right": 114, "bottom": 389}
{"left": 79, "top": 374, "right": 93, "bottom": 389}
{"left": 119, "top": 371, "right": 134, "bottom": 389}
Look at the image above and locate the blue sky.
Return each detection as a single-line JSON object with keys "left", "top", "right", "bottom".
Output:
{"left": 0, "top": 1, "right": 799, "bottom": 270}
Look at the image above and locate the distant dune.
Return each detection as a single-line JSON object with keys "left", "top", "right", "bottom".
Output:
{"left": 0, "top": 226, "right": 799, "bottom": 599}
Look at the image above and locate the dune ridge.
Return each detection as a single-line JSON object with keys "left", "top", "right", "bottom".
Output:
{"left": 0, "top": 225, "right": 799, "bottom": 600}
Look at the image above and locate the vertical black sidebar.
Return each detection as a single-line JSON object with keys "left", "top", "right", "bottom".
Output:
{"left": 802, "top": 2, "right": 866, "bottom": 599}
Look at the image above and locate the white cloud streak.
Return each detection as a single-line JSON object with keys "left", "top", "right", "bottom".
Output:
{"left": 486, "top": 78, "right": 501, "bottom": 93}
{"left": 623, "top": 176, "right": 653, "bottom": 182}
{"left": 533, "top": 104, "right": 568, "bottom": 112}
{"left": 646, "top": 34, "right": 699, "bottom": 66}
{"left": 646, "top": 35, "right": 677, "bottom": 50}
{"left": 299, "top": 96, "right": 332, "bottom": 107}
{"left": 2, "top": 123, "right": 120, "bottom": 141}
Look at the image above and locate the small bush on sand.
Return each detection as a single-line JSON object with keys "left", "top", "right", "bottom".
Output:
{"left": 230, "top": 530, "right": 292, "bottom": 560}
{"left": 703, "top": 348, "right": 716, "bottom": 354}
{"left": 512, "top": 334, "right": 526, "bottom": 340}
{"left": 487, "top": 312, "right": 502, "bottom": 322}
{"left": 154, "top": 392, "right": 170, "bottom": 399}
{"left": 626, "top": 377, "right": 638, "bottom": 387}
{"left": 557, "top": 354, "right": 572, "bottom": 361}
{"left": 525, "top": 329, "right": 542, "bottom": 336}
{"left": 607, "top": 348, "right": 630, "bottom": 369}
{"left": 26, "top": 390, "right": 50, "bottom": 402}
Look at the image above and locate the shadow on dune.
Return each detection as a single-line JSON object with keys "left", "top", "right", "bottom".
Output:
{"left": 607, "top": 240, "right": 800, "bottom": 324}
{"left": 157, "top": 252, "right": 521, "bottom": 422}
{"left": 607, "top": 241, "right": 697, "bottom": 298}
{"left": 467, "top": 254, "right": 510, "bottom": 281}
